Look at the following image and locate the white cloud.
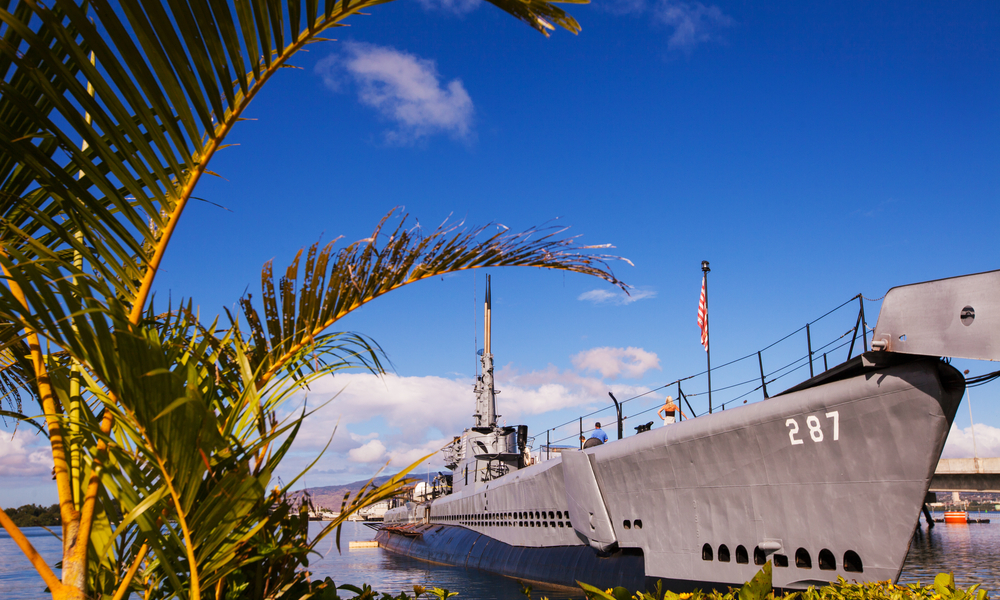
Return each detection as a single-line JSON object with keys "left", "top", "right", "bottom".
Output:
{"left": 594, "top": 0, "right": 732, "bottom": 51}
{"left": 942, "top": 423, "right": 1000, "bottom": 459}
{"left": 387, "top": 439, "right": 448, "bottom": 469}
{"left": 316, "top": 43, "right": 474, "bottom": 144}
{"left": 578, "top": 288, "right": 656, "bottom": 305}
{"left": 571, "top": 347, "right": 661, "bottom": 379}
{"left": 600, "top": 0, "right": 647, "bottom": 16}
{"left": 654, "top": 1, "right": 733, "bottom": 51}
{"left": 0, "top": 430, "right": 52, "bottom": 477}
{"left": 290, "top": 373, "right": 474, "bottom": 450}
{"left": 273, "top": 352, "right": 653, "bottom": 487}
{"left": 348, "top": 439, "right": 387, "bottom": 463}
{"left": 416, "top": 0, "right": 480, "bottom": 15}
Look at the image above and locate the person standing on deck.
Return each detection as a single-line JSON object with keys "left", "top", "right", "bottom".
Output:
{"left": 658, "top": 396, "right": 687, "bottom": 425}
{"left": 588, "top": 422, "right": 608, "bottom": 444}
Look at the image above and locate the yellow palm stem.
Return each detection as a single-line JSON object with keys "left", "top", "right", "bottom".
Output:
{"left": 67, "top": 410, "right": 114, "bottom": 588}
{"left": 111, "top": 543, "right": 149, "bottom": 600}
{"left": 0, "top": 260, "right": 80, "bottom": 586}
{"left": 70, "top": 52, "right": 95, "bottom": 511}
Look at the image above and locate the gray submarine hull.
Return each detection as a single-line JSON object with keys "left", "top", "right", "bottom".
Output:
{"left": 378, "top": 356, "right": 964, "bottom": 590}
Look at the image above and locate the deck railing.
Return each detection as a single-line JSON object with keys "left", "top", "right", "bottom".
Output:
{"left": 538, "top": 294, "right": 873, "bottom": 449}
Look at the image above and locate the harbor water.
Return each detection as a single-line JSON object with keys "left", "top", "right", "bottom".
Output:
{"left": 2, "top": 516, "right": 999, "bottom": 599}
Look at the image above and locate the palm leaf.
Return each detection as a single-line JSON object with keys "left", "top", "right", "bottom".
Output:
{"left": 1, "top": 0, "right": 587, "bottom": 317}
{"left": 1, "top": 1, "right": 601, "bottom": 597}
{"left": 244, "top": 209, "right": 627, "bottom": 387}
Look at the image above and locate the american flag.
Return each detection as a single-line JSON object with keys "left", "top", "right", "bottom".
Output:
{"left": 697, "top": 275, "right": 709, "bottom": 351}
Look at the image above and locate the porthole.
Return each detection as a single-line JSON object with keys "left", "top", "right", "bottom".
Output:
{"left": 773, "top": 554, "right": 788, "bottom": 568}
{"left": 795, "top": 548, "right": 811, "bottom": 569}
{"left": 550, "top": 521, "right": 556, "bottom": 527}
{"left": 529, "top": 522, "right": 534, "bottom": 527}
{"left": 623, "top": 520, "right": 632, "bottom": 530}
{"left": 634, "top": 519, "right": 642, "bottom": 529}
{"left": 543, "top": 521, "right": 548, "bottom": 527}
{"left": 819, "top": 549, "right": 836, "bottom": 571}
{"left": 702, "top": 543, "right": 713, "bottom": 561}
{"left": 549, "top": 511, "right": 555, "bottom": 519}
{"left": 843, "top": 550, "right": 863, "bottom": 573}
{"left": 736, "top": 545, "right": 748, "bottom": 564}
{"left": 558, "top": 522, "right": 564, "bottom": 527}
{"left": 557, "top": 511, "right": 563, "bottom": 519}
{"left": 718, "top": 544, "right": 731, "bottom": 562}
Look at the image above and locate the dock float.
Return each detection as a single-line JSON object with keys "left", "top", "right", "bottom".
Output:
{"left": 348, "top": 541, "right": 380, "bottom": 549}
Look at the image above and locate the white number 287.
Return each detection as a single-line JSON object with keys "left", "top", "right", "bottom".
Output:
{"left": 786, "top": 411, "right": 839, "bottom": 445}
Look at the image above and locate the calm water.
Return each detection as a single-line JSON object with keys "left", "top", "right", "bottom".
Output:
{"left": 3, "top": 516, "right": 999, "bottom": 599}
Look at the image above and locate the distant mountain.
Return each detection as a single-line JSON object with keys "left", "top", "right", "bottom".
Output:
{"left": 291, "top": 475, "right": 399, "bottom": 510}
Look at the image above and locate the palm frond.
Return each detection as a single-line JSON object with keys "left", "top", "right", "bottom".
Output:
{"left": 244, "top": 209, "right": 627, "bottom": 386}
{"left": 1, "top": 0, "right": 585, "bottom": 319}
{"left": 1, "top": 1, "right": 600, "bottom": 597}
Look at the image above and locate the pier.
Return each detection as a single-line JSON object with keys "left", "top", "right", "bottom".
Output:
{"left": 930, "top": 458, "right": 1000, "bottom": 492}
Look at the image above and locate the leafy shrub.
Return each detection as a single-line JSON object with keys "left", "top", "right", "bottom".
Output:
{"left": 573, "top": 564, "right": 989, "bottom": 600}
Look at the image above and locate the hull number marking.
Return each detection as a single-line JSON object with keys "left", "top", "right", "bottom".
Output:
{"left": 786, "top": 411, "right": 839, "bottom": 445}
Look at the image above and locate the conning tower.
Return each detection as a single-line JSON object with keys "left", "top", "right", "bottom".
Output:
{"left": 443, "top": 275, "right": 528, "bottom": 492}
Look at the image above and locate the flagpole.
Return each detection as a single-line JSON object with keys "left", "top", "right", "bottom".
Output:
{"left": 702, "top": 261, "right": 712, "bottom": 413}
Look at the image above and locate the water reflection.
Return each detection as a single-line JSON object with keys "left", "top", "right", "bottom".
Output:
{"left": 899, "top": 513, "right": 1000, "bottom": 589}
{"left": 307, "top": 522, "right": 579, "bottom": 600}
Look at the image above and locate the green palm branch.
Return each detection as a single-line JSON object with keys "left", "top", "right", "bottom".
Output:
{"left": 0, "top": 1, "right": 628, "bottom": 599}
{"left": 1, "top": 0, "right": 586, "bottom": 317}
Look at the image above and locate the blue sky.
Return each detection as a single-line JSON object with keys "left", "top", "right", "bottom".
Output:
{"left": 2, "top": 0, "right": 998, "bottom": 505}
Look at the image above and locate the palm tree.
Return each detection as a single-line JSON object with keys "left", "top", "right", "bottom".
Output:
{"left": 0, "top": 1, "right": 624, "bottom": 599}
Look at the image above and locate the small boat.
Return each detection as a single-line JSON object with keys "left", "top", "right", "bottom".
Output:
{"left": 943, "top": 511, "right": 968, "bottom": 524}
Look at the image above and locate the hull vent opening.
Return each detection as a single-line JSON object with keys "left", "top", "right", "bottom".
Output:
{"left": 753, "top": 547, "right": 766, "bottom": 566}
{"left": 702, "top": 544, "right": 713, "bottom": 561}
{"left": 819, "top": 549, "right": 836, "bottom": 571}
{"left": 773, "top": 554, "right": 788, "bottom": 568}
{"left": 736, "top": 545, "right": 749, "bottom": 564}
{"left": 718, "top": 545, "right": 731, "bottom": 562}
{"left": 795, "top": 548, "right": 812, "bottom": 569}
{"left": 844, "top": 550, "right": 863, "bottom": 573}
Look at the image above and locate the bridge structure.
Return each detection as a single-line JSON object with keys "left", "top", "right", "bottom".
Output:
{"left": 930, "top": 457, "right": 1000, "bottom": 493}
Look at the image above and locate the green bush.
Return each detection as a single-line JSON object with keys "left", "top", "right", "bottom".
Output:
{"left": 279, "top": 564, "right": 989, "bottom": 600}
{"left": 575, "top": 564, "right": 989, "bottom": 600}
